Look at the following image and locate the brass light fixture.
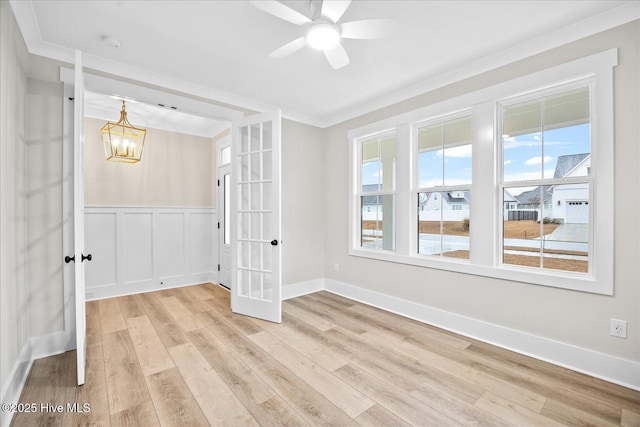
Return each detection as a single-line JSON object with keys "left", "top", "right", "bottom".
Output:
{"left": 101, "top": 100, "right": 146, "bottom": 163}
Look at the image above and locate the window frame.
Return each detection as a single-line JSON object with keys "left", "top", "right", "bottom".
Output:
{"left": 354, "top": 129, "right": 398, "bottom": 253}
{"left": 348, "top": 49, "right": 616, "bottom": 295}
{"left": 497, "top": 79, "right": 594, "bottom": 275}
{"left": 413, "top": 110, "right": 473, "bottom": 260}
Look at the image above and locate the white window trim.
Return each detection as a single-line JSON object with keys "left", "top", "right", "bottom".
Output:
{"left": 348, "top": 49, "right": 617, "bottom": 295}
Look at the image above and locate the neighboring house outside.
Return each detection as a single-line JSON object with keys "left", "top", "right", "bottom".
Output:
{"left": 506, "top": 153, "right": 590, "bottom": 223}
{"left": 418, "top": 190, "right": 470, "bottom": 222}
{"left": 551, "top": 153, "right": 590, "bottom": 224}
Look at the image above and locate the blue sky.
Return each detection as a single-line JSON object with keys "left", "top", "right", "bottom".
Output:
{"left": 363, "top": 123, "right": 590, "bottom": 192}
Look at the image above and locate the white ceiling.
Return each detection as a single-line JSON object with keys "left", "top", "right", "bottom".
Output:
{"left": 11, "top": 1, "right": 639, "bottom": 128}
{"left": 84, "top": 91, "right": 224, "bottom": 138}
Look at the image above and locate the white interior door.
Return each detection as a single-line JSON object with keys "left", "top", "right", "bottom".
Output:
{"left": 231, "top": 110, "right": 281, "bottom": 323}
{"left": 73, "top": 50, "right": 87, "bottom": 385}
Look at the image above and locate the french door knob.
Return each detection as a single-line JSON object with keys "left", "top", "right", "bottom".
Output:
{"left": 81, "top": 253, "right": 92, "bottom": 262}
{"left": 64, "top": 255, "right": 75, "bottom": 263}
{"left": 270, "top": 240, "right": 278, "bottom": 246}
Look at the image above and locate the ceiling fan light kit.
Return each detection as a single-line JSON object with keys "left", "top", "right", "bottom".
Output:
{"left": 251, "top": 0, "right": 393, "bottom": 69}
{"left": 306, "top": 22, "right": 340, "bottom": 50}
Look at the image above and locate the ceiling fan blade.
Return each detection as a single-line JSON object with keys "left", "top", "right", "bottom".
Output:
{"left": 320, "top": 0, "right": 351, "bottom": 23}
{"left": 249, "top": 0, "right": 311, "bottom": 26}
{"left": 269, "top": 37, "right": 307, "bottom": 59}
{"left": 324, "top": 43, "right": 350, "bottom": 69}
{"left": 341, "top": 19, "right": 395, "bottom": 39}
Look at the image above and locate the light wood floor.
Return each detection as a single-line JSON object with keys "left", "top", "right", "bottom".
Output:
{"left": 10, "top": 283, "right": 640, "bottom": 426}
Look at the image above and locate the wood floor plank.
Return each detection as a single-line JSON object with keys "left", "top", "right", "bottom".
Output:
{"left": 126, "top": 315, "right": 174, "bottom": 376}
{"left": 249, "top": 330, "right": 375, "bottom": 418}
{"left": 363, "top": 329, "right": 547, "bottom": 413}
{"left": 254, "top": 320, "right": 349, "bottom": 372}
{"left": 333, "top": 363, "right": 462, "bottom": 426}
{"left": 541, "top": 396, "right": 621, "bottom": 427}
{"left": 621, "top": 408, "right": 640, "bottom": 427}
{"left": 475, "top": 391, "right": 565, "bottom": 427}
{"left": 282, "top": 299, "right": 336, "bottom": 331}
{"left": 102, "top": 329, "right": 152, "bottom": 415}
{"left": 99, "top": 298, "right": 127, "bottom": 334}
{"left": 288, "top": 296, "right": 368, "bottom": 335}
{"left": 158, "top": 295, "right": 205, "bottom": 332}
{"left": 186, "top": 327, "right": 275, "bottom": 407}
{"left": 118, "top": 295, "right": 146, "bottom": 319}
{"left": 168, "top": 342, "right": 259, "bottom": 426}
{"left": 62, "top": 345, "right": 110, "bottom": 427}
{"left": 324, "top": 325, "right": 485, "bottom": 404}
{"left": 134, "top": 292, "right": 189, "bottom": 348}
{"left": 110, "top": 401, "right": 160, "bottom": 427}
{"left": 145, "top": 368, "right": 209, "bottom": 427}
{"left": 196, "top": 308, "right": 360, "bottom": 426}
{"left": 11, "top": 352, "right": 71, "bottom": 427}
{"left": 247, "top": 396, "right": 310, "bottom": 427}
{"left": 354, "top": 403, "right": 413, "bottom": 427}
{"left": 85, "top": 300, "right": 103, "bottom": 347}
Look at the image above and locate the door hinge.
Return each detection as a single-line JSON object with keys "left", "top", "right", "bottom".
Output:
{"left": 217, "top": 264, "right": 220, "bottom": 271}
{"left": 217, "top": 222, "right": 220, "bottom": 229}
{"left": 217, "top": 179, "right": 220, "bottom": 186}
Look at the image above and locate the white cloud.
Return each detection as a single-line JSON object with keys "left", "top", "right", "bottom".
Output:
{"left": 444, "top": 145, "right": 472, "bottom": 158}
{"left": 524, "top": 155, "right": 552, "bottom": 166}
{"left": 504, "top": 160, "right": 512, "bottom": 166}
{"left": 503, "top": 169, "right": 555, "bottom": 182}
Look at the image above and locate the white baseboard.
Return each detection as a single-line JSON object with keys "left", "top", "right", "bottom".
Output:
{"left": 0, "top": 341, "right": 33, "bottom": 427}
{"left": 282, "top": 278, "right": 325, "bottom": 300}
{"left": 86, "top": 274, "right": 217, "bottom": 301}
{"left": 324, "top": 278, "right": 640, "bottom": 391}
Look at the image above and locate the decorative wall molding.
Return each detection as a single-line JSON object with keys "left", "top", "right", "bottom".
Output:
{"left": 322, "top": 279, "right": 640, "bottom": 391}
{"left": 84, "top": 206, "right": 218, "bottom": 300}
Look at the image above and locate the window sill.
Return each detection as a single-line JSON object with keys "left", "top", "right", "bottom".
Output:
{"left": 348, "top": 248, "right": 611, "bottom": 295}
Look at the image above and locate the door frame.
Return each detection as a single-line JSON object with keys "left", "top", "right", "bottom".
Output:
{"left": 59, "top": 67, "right": 243, "bottom": 368}
{"left": 216, "top": 132, "right": 232, "bottom": 289}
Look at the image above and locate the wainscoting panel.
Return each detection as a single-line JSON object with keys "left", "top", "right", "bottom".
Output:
{"left": 85, "top": 212, "right": 117, "bottom": 288}
{"left": 123, "top": 212, "right": 153, "bottom": 284}
{"left": 84, "top": 207, "right": 217, "bottom": 300}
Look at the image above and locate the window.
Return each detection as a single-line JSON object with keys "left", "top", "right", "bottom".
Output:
{"left": 348, "top": 49, "right": 615, "bottom": 294}
{"left": 416, "top": 114, "right": 472, "bottom": 259}
{"left": 500, "top": 85, "right": 591, "bottom": 273}
{"left": 358, "top": 131, "right": 396, "bottom": 251}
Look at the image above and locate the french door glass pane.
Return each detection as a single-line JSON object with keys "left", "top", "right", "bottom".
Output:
{"left": 224, "top": 174, "right": 230, "bottom": 245}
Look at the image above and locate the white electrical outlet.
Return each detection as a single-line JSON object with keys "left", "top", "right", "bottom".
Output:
{"left": 333, "top": 262, "right": 340, "bottom": 272}
{"left": 610, "top": 319, "right": 627, "bottom": 338}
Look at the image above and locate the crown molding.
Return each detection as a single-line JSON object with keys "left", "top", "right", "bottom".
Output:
{"left": 10, "top": 0, "right": 640, "bottom": 129}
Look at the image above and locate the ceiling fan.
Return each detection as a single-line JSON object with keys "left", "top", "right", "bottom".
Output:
{"left": 250, "top": 0, "right": 394, "bottom": 69}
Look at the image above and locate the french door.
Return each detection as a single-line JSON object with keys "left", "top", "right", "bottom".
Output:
{"left": 230, "top": 110, "right": 282, "bottom": 323}
{"left": 72, "top": 50, "right": 87, "bottom": 385}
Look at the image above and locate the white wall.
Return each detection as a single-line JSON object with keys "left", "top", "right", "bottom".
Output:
{"left": 25, "top": 78, "right": 64, "bottom": 337}
{"left": 323, "top": 20, "right": 639, "bottom": 366}
{"left": 84, "top": 117, "right": 216, "bottom": 208}
{"left": 281, "top": 119, "right": 325, "bottom": 286}
{"left": 0, "top": 0, "right": 30, "bottom": 412}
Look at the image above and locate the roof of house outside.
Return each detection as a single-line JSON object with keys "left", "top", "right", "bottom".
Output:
{"left": 553, "top": 153, "right": 590, "bottom": 179}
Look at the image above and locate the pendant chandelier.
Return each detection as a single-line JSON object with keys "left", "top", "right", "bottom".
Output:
{"left": 101, "top": 100, "right": 146, "bottom": 163}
